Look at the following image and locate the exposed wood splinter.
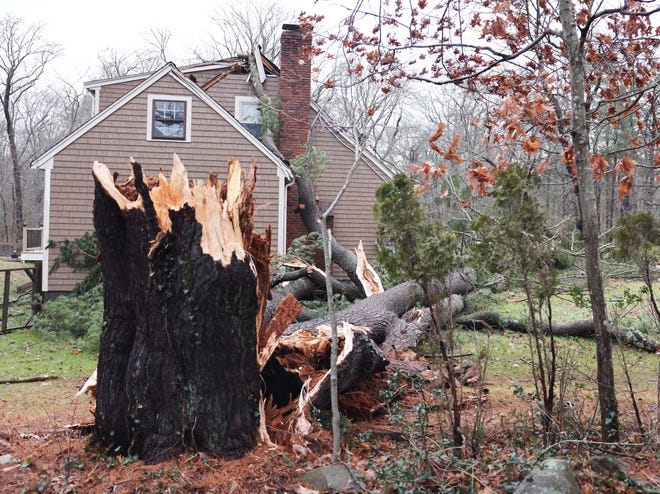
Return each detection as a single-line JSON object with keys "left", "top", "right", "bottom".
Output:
{"left": 75, "top": 368, "right": 97, "bottom": 397}
{"left": 257, "top": 295, "right": 302, "bottom": 371}
{"left": 355, "top": 240, "right": 384, "bottom": 296}
{"left": 92, "top": 161, "right": 144, "bottom": 212}
{"left": 97, "top": 153, "right": 257, "bottom": 268}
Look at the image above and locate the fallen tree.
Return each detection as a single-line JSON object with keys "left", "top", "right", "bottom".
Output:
{"left": 456, "top": 311, "right": 660, "bottom": 353}
{"left": 284, "top": 269, "right": 476, "bottom": 342}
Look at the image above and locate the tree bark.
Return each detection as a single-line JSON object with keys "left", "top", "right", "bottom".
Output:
{"left": 286, "top": 268, "right": 477, "bottom": 343}
{"left": 294, "top": 171, "right": 365, "bottom": 289}
{"left": 92, "top": 156, "right": 267, "bottom": 463}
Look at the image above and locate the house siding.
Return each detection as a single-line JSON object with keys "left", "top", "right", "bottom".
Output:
{"left": 307, "top": 123, "right": 386, "bottom": 263}
{"left": 45, "top": 59, "right": 390, "bottom": 292}
{"left": 98, "top": 79, "right": 142, "bottom": 111}
{"left": 47, "top": 73, "right": 282, "bottom": 292}
{"left": 204, "top": 72, "right": 279, "bottom": 116}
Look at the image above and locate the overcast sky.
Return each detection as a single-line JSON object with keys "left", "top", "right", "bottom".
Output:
{"left": 3, "top": 0, "right": 340, "bottom": 88}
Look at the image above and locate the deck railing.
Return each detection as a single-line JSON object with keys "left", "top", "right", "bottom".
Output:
{"left": 0, "top": 265, "right": 42, "bottom": 333}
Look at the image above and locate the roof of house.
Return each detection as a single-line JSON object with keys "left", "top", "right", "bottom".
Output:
{"left": 83, "top": 53, "right": 279, "bottom": 91}
{"left": 82, "top": 62, "right": 236, "bottom": 89}
{"left": 31, "top": 62, "right": 293, "bottom": 180}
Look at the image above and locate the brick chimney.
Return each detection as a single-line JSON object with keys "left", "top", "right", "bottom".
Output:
{"left": 279, "top": 24, "right": 312, "bottom": 160}
{"left": 280, "top": 24, "right": 315, "bottom": 250}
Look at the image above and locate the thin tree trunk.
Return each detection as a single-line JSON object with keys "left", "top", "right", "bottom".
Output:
{"left": 317, "top": 142, "right": 366, "bottom": 460}
{"left": 558, "top": 0, "right": 619, "bottom": 443}
{"left": 0, "top": 192, "right": 9, "bottom": 241}
{"left": 641, "top": 265, "right": 660, "bottom": 326}
{"left": 321, "top": 219, "right": 341, "bottom": 460}
{"left": 2, "top": 94, "right": 23, "bottom": 244}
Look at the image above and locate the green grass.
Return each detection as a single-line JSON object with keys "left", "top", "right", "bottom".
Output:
{"left": 451, "top": 328, "right": 657, "bottom": 395}
{"left": 0, "top": 276, "right": 656, "bottom": 407}
{"left": 0, "top": 328, "right": 96, "bottom": 381}
{"left": 0, "top": 260, "right": 33, "bottom": 288}
{"left": 469, "top": 278, "right": 655, "bottom": 329}
{"left": 450, "top": 277, "right": 658, "bottom": 403}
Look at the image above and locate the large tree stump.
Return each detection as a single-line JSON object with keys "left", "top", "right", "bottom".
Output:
{"left": 92, "top": 155, "right": 269, "bottom": 463}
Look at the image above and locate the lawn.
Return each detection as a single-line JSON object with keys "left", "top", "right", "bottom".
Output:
{"left": 471, "top": 277, "right": 654, "bottom": 328}
{"left": 0, "top": 259, "right": 34, "bottom": 290}
{"left": 0, "top": 276, "right": 656, "bottom": 398}
{"left": 0, "top": 329, "right": 97, "bottom": 381}
{"left": 452, "top": 276, "right": 658, "bottom": 402}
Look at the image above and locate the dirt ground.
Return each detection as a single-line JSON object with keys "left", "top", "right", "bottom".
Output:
{"left": 1, "top": 371, "right": 658, "bottom": 493}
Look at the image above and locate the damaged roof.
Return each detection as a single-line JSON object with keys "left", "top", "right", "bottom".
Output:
{"left": 84, "top": 51, "right": 279, "bottom": 91}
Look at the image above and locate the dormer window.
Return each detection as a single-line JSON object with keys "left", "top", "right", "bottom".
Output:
{"left": 147, "top": 94, "right": 192, "bottom": 142}
{"left": 235, "top": 96, "right": 261, "bottom": 137}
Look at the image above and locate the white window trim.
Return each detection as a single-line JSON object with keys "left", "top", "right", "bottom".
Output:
{"left": 147, "top": 94, "right": 192, "bottom": 142}
{"left": 235, "top": 96, "right": 260, "bottom": 123}
{"left": 277, "top": 169, "right": 288, "bottom": 254}
{"left": 90, "top": 87, "right": 100, "bottom": 116}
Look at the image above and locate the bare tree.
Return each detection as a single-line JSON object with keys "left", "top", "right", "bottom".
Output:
{"left": 198, "top": 0, "right": 294, "bottom": 62}
{"left": 96, "top": 28, "right": 171, "bottom": 78}
{"left": 313, "top": 59, "right": 408, "bottom": 170}
{"left": 51, "top": 79, "right": 94, "bottom": 134}
{"left": 12, "top": 89, "right": 59, "bottom": 226}
{"left": 0, "top": 140, "right": 11, "bottom": 240}
{"left": 0, "top": 15, "right": 59, "bottom": 243}
{"left": 145, "top": 28, "right": 172, "bottom": 65}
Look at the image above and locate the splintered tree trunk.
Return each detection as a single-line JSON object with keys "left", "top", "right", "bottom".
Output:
{"left": 92, "top": 155, "right": 268, "bottom": 463}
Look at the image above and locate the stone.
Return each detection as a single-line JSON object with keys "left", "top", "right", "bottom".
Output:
{"left": 514, "top": 458, "right": 580, "bottom": 494}
{"left": 0, "top": 454, "right": 18, "bottom": 465}
{"left": 300, "top": 464, "right": 360, "bottom": 492}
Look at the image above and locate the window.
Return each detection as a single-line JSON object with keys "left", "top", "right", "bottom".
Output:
{"left": 235, "top": 96, "right": 261, "bottom": 137}
{"left": 147, "top": 94, "right": 192, "bottom": 142}
{"left": 153, "top": 100, "right": 185, "bottom": 139}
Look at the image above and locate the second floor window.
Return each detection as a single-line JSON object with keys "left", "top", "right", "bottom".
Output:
{"left": 147, "top": 94, "right": 192, "bottom": 142}
{"left": 153, "top": 100, "right": 186, "bottom": 139}
{"left": 235, "top": 97, "right": 261, "bottom": 137}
